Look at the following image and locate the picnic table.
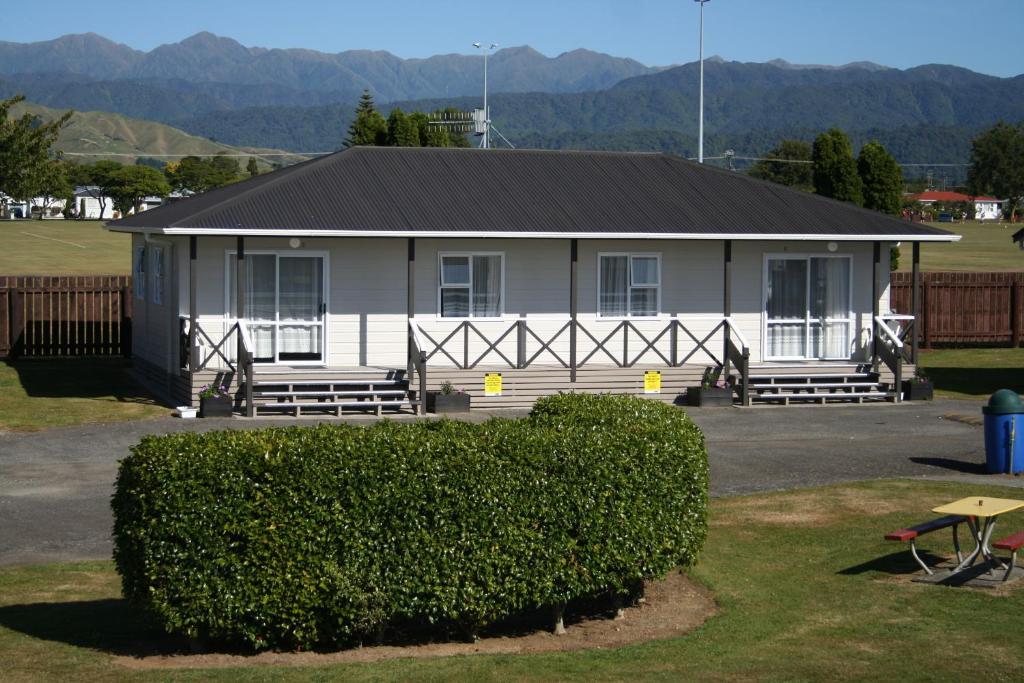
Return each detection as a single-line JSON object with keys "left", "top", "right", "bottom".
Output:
{"left": 932, "top": 497, "right": 1024, "bottom": 575}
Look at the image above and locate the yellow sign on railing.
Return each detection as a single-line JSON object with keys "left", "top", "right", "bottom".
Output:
{"left": 644, "top": 370, "right": 661, "bottom": 394}
{"left": 484, "top": 372, "right": 503, "bottom": 397}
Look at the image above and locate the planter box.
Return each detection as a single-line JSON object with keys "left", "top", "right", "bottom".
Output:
{"left": 902, "top": 380, "right": 934, "bottom": 401}
{"left": 427, "top": 391, "right": 471, "bottom": 414}
{"left": 199, "top": 394, "right": 234, "bottom": 418}
{"left": 686, "top": 386, "right": 734, "bottom": 407}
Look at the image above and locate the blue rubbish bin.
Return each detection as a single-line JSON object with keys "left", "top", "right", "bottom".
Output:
{"left": 982, "top": 389, "right": 1024, "bottom": 474}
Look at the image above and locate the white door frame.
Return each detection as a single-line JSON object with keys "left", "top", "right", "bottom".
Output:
{"left": 224, "top": 249, "right": 330, "bottom": 366}
{"left": 762, "top": 253, "right": 854, "bottom": 362}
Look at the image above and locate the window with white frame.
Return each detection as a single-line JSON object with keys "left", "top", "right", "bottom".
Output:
{"left": 439, "top": 253, "right": 503, "bottom": 318}
{"left": 133, "top": 246, "right": 146, "bottom": 300}
{"left": 151, "top": 246, "right": 165, "bottom": 305}
{"left": 598, "top": 253, "right": 660, "bottom": 317}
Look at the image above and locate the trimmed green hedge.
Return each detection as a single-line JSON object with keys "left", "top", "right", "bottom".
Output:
{"left": 112, "top": 393, "right": 708, "bottom": 650}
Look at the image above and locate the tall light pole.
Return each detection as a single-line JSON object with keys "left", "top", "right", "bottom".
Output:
{"left": 473, "top": 42, "right": 498, "bottom": 149}
{"left": 695, "top": 0, "right": 710, "bottom": 164}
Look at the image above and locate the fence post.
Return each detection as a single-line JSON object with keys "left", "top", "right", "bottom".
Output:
{"left": 9, "top": 287, "right": 24, "bottom": 359}
{"left": 922, "top": 277, "right": 932, "bottom": 349}
{"left": 1012, "top": 284, "right": 1022, "bottom": 348}
{"left": 517, "top": 315, "right": 526, "bottom": 368}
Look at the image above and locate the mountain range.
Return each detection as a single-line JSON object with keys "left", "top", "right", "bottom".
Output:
{"left": 1, "top": 32, "right": 1022, "bottom": 173}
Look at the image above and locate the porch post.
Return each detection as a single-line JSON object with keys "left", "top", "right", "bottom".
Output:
{"left": 723, "top": 240, "right": 732, "bottom": 378}
{"left": 188, "top": 235, "right": 198, "bottom": 402}
{"left": 911, "top": 242, "right": 920, "bottom": 364}
{"left": 236, "top": 237, "right": 249, "bottom": 414}
{"left": 569, "top": 239, "right": 578, "bottom": 383}
{"left": 872, "top": 241, "right": 881, "bottom": 372}
{"left": 407, "top": 237, "right": 416, "bottom": 384}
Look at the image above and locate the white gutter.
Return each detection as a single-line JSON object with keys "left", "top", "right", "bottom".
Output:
{"left": 106, "top": 226, "right": 961, "bottom": 243}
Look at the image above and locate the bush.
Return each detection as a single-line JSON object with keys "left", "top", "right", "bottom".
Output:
{"left": 112, "top": 393, "right": 708, "bottom": 650}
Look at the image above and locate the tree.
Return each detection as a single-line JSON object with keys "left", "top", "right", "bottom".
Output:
{"left": 748, "top": 140, "right": 813, "bottom": 189}
{"left": 106, "top": 165, "right": 170, "bottom": 216}
{"left": 857, "top": 141, "right": 903, "bottom": 215}
{"left": 386, "top": 109, "right": 421, "bottom": 147}
{"left": 246, "top": 157, "right": 260, "bottom": 178}
{"left": 66, "top": 160, "right": 122, "bottom": 219}
{"left": 812, "top": 128, "right": 863, "bottom": 206}
{"left": 34, "top": 160, "right": 72, "bottom": 219}
{"left": 0, "top": 95, "right": 73, "bottom": 210}
{"left": 166, "top": 155, "right": 239, "bottom": 193}
{"left": 967, "top": 121, "right": 1024, "bottom": 221}
{"left": 344, "top": 90, "right": 387, "bottom": 147}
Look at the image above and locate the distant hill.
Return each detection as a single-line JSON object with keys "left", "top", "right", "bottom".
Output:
{"left": 0, "top": 32, "right": 657, "bottom": 103}
{"left": 12, "top": 101, "right": 307, "bottom": 168}
{"left": 170, "top": 58, "right": 1024, "bottom": 163}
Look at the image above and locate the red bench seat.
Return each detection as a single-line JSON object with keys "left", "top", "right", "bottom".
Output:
{"left": 994, "top": 531, "right": 1024, "bottom": 552}
{"left": 885, "top": 515, "right": 967, "bottom": 542}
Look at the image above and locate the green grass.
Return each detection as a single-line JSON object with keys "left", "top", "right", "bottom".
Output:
{"left": 3, "top": 479, "right": 1024, "bottom": 681}
{"left": 0, "top": 221, "right": 130, "bottom": 275}
{"left": 917, "top": 347, "right": 1024, "bottom": 400}
{"left": 0, "top": 359, "right": 169, "bottom": 432}
{"left": 900, "top": 220, "right": 1024, "bottom": 272}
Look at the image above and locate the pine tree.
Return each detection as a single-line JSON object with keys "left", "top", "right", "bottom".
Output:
{"left": 967, "top": 122, "right": 1024, "bottom": 221}
{"left": 246, "top": 157, "right": 259, "bottom": 178}
{"left": 748, "top": 140, "right": 812, "bottom": 189}
{"left": 812, "top": 128, "right": 863, "bottom": 206}
{"left": 344, "top": 90, "right": 387, "bottom": 147}
{"left": 857, "top": 141, "right": 903, "bottom": 215}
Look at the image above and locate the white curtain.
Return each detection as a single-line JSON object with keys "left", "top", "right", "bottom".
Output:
{"left": 811, "top": 258, "right": 850, "bottom": 358}
{"left": 600, "top": 255, "right": 628, "bottom": 317}
{"left": 766, "top": 259, "right": 808, "bottom": 357}
{"left": 472, "top": 255, "right": 501, "bottom": 317}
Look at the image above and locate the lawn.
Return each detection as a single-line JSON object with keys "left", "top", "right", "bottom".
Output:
{"left": 3, "top": 479, "right": 1024, "bottom": 681}
{"left": 901, "top": 220, "right": 1024, "bottom": 272}
{"left": 0, "top": 359, "right": 168, "bottom": 432}
{"left": 0, "top": 220, "right": 130, "bottom": 275}
{"left": 917, "top": 347, "right": 1024, "bottom": 400}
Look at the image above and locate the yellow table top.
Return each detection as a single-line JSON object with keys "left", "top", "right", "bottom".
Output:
{"left": 933, "top": 496, "right": 1024, "bottom": 518}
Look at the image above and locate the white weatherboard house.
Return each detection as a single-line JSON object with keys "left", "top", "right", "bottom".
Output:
{"left": 107, "top": 147, "right": 958, "bottom": 415}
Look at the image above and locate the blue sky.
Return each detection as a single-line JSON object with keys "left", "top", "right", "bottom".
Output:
{"left": 6, "top": 0, "right": 1023, "bottom": 76}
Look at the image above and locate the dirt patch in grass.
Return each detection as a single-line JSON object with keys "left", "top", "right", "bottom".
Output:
{"left": 714, "top": 487, "right": 911, "bottom": 528}
{"left": 114, "top": 570, "right": 716, "bottom": 670}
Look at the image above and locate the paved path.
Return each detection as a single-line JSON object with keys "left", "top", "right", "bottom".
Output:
{"left": 0, "top": 400, "right": 1001, "bottom": 566}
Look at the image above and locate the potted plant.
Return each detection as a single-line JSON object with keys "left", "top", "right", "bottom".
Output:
{"left": 427, "top": 380, "right": 471, "bottom": 414}
{"left": 198, "top": 383, "right": 234, "bottom": 417}
{"left": 686, "top": 366, "right": 734, "bottom": 407}
{"left": 902, "top": 367, "right": 934, "bottom": 401}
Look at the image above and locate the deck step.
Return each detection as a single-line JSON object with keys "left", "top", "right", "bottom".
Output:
{"left": 254, "top": 389, "right": 409, "bottom": 398}
{"left": 748, "top": 382, "right": 880, "bottom": 390}
{"left": 252, "top": 399, "right": 419, "bottom": 416}
{"left": 750, "top": 391, "right": 893, "bottom": 405}
{"left": 253, "top": 379, "right": 407, "bottom": 388}
{"left": 747, "top": 373, "right": 878, "bottom": 384}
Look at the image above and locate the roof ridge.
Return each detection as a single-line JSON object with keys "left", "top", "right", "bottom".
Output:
{"left": 165, "top": 148, "right": 348, "bottom": 229}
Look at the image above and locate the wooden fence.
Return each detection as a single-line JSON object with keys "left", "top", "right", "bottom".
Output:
{"left": 0, "top": 275, "right": 132, "bottom": 358}
{"left": 891, "top": 272, "right": 1023, "bottom": 347}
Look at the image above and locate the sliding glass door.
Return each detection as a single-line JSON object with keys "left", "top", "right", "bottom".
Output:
{"left": 765, "top": 255, "right": 852, "bottom": 360}
{"left": 230, "top": 253, "right": 326, "bottom": 364}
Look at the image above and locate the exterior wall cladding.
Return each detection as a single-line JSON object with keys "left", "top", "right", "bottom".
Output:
{"left": 140, "top": 234, "right": 893, "bottom": 375}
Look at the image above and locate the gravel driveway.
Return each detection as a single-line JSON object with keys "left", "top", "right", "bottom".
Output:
{"left": 0, "top": 399, "right": 1002, "bottom": 566}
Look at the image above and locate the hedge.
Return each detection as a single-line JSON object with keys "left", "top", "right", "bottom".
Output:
{"left": 112, "top": 393, "right": 708, "bottom": 650}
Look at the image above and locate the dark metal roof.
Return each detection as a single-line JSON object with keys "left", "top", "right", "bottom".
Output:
{"left": 108, "top": 147, "right": 957, "bottom": 240}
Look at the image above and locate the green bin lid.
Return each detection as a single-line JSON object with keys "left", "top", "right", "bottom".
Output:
{"left": 983, "top": 389, "right": 1024, "bottom": 415}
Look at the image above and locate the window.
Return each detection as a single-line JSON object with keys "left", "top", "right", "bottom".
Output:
{"left": 598, "top": 254, "right": 660, "bottom": 317}
{"left": 151, "top": 246, "right": 165, "bottom": 305}
{"left": 133, "top": 246, "right": 146, "bottom": 300}
{"left": 765, "top": 255, "right": 852, "bottom": 360}
{"left": 439, "top": 253, "right": 503, "bottom": 318}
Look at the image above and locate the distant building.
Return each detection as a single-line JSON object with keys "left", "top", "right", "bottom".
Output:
{"left": 908, "top": 190, "right": 1005, "bottom": 221}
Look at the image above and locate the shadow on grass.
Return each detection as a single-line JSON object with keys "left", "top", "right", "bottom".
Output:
{"left": 909, "top": 456, "right": 988, "bottom": 475}
{"left": 0, "top": 598, "right": 189, "bottom": 657}
{"left": 838, "top": 550, "right": 949, "bottom": 576}
{"left": 925, "top": 367, "right": 1024, "bottom": 398}
{"left": 5, "top": 358, "right": 160, "bottom": 405}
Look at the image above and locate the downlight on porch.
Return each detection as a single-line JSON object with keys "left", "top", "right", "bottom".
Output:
{"left": 106, "top": 147, "right": 959, "bottom": 415}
